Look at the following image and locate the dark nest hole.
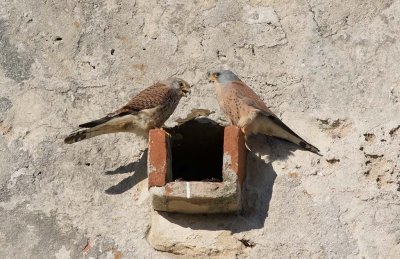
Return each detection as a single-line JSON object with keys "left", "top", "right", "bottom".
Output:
{"left": 166, "top": 118, "right": 224, "bottom": 182}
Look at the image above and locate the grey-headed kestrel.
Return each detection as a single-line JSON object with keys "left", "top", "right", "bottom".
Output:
{"left": 64, "top": 78, "right": 190, "bottom": 144}
{"left": 208, "top": 70, "right": 320, "bottom": 154}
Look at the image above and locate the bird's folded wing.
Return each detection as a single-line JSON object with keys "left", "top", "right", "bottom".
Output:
{"left": 232, "top": 81, "right": 304, "bottom": 140}
{"left": 79, "top": 83, "right": 173, "bottom": 128}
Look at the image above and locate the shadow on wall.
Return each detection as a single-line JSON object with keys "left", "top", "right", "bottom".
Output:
{"left": 157, "top": 152, "right": 277, "bottom": 233}
{"left": 155, "top": 133, "right": 303, "bottom": 232}
{"left": 101, "top": 133, "right": 299, "bottom": 231}
{"left": 103, "top": 150, "right": 148, "bottom": 195}
{"left": 246, "top": 134, "right": 299, "bottom": 162}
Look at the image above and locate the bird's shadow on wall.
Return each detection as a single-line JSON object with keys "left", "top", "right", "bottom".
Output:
{"left": 246, "top": 134, "right": 299, "bottom": 162}
{"left": 103, "top": 150, "right": 148, "bottom": 195}
{"left": 157, "top": 152, "right": 276, "bottom": 232}
{"left": 158, "top": 134, "right": 299, "bottom": 233}
{"left": 102, "top": 135, "right": 298, "bottom": 232}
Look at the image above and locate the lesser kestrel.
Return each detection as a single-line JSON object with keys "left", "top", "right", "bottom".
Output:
{"left": 208, "top": 70, "right": 319, "bottom": 154}
{"left": 64, "top": 78, "right": 190, "bottom": 144}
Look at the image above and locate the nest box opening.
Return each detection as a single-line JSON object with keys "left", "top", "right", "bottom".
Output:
{"left": 166, "top": 118, "right": 224, "bottom": 182}
{"left": 148, "top": 117, "right": 247, "bottom": 214}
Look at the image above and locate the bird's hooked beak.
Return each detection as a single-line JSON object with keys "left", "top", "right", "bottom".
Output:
{"left": 207, "top": 71, "right": 217, "bottom": 83}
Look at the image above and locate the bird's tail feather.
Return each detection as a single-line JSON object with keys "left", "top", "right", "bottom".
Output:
{"left": 297, "top": 140, "right": 321, "bottom": 155}
{"left": 255, "top": 114, "right": 321, "bottom": 155}
{"left": 278, "top": 135, "right": 321, "bottom": 155}
{"left": 64, "top": 115, "right": 147, "bottom": 144}
{"left": 64, "top": 126, "right": 117, "bottom": 144}
{"left": 79, "top": 116, "right": 112, "bottom": 128}
{"left": 273, "top": 133, "right": 321, "bottom": 155}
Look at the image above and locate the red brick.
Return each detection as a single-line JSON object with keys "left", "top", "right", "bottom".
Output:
{"left": 148, "top": 125, "right": 247, "bottom": 213}
{"left": 148, "top": 129, "right": 170, "bottom": 188}
{"left": 223, "top": 126, "right": 247, "bottom": 185}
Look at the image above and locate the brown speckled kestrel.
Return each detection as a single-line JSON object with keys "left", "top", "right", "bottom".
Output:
{"left": 64, "top": 78, "right": 190, "bottom": 144}
{"left": 208, "top": 70, "right": 320, "bottom": 154}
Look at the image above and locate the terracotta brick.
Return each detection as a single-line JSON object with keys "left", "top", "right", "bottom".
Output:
{"left": 148, "top": 129, "right": 170, "bottom": 188}
{"left": 223, "top": 126, "right": 247, "bottom": 185}
{"left": 147, "top": 124, "right": 247, "bottom": 214}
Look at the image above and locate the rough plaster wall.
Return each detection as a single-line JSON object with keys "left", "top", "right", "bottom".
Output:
{"left": 0, "top": 0, "right": 399, "bottom": 258}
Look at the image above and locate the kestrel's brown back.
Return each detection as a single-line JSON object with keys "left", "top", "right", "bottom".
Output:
{"left": 64, "top": 78, "right": 190, "bottom": 144}
{"left": 228, "top": 81, "right": 276, "bottom": 115}
{"left": 79, "top": 82, "right": 178, "bottom": 128}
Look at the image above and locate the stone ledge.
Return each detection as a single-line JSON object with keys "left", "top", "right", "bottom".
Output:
{"left": 150, "top": 181, "right": 241, "bottom": 214}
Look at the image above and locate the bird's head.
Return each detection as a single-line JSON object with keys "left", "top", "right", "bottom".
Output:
{"left": 207, "top": 70, "right": 240, "bottom": 86}
{"left": 169, "top": 77, "right": 191, "bottom": 96}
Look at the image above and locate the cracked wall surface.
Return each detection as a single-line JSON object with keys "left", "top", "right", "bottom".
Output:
{"left": 0, "top": 0, "right": 399, "bottom": 258}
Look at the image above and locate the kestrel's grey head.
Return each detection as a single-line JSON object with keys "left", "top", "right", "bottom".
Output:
{"left": 207, "top": 70, "right": 240, "bottom": 86}
{"left": 166, "top": 77, "right": 191, "bottom": 96}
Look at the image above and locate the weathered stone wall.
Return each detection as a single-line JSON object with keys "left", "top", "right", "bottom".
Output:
{"left": 0, "top": 0, "right": 399, "bottom": 257}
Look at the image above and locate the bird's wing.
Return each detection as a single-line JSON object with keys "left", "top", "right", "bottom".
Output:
{"left": 79, "top": 82, "right": 174, "bottom": 128}
{"left": 229, "top": 81, "right": 309, "bottom": 144}
{"left": 229, "top": 81, "right": 320, "bottom": 154}
{"left": 229, "top": 81, "right": 276, "bottom": 115}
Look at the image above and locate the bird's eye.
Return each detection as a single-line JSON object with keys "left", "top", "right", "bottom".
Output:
{"left": 179, "top": 82, "right": 184, "bottom": 87}
{"left": 214, "top": 72, "right": 220, "bottom": 77}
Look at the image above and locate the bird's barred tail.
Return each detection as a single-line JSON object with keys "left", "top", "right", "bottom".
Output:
{"left": 64, "top": 129, "right": 90, "bottom": 144}
{"left": 64, "top": 128, "right": 108, "bottom": 144}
